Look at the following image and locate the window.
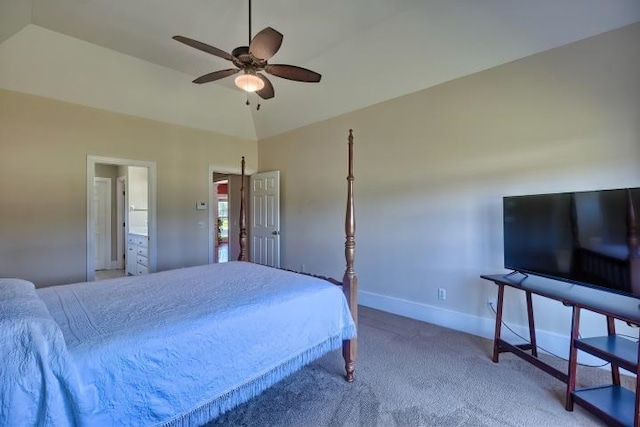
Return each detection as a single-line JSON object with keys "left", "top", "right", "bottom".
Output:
{"left": 217, "top": 199, "right": 229, "bottom": 240}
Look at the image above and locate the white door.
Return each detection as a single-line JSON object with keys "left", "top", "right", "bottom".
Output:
{"left": 116, "top": 176, "right": 126, "bottom": 269}
{"left": 250, "top": 171, "right": 280, "bottom": 267}
{"left": 93, "top": 177, "right": 111, "bottom": 270}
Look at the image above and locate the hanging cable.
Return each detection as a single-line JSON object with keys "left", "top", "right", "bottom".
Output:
{"left": 487, "top": 301, "right": 611, "bottom": 368}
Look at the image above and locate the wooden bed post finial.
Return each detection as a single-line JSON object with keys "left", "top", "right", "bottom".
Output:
{"left": 342, "top": 129, "right": 358, "bottom": 382}
{"left": 238, "top": 156, "right": 248, "bottom": 261}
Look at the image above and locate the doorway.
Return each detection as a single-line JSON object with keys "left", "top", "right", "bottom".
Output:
{"left": 208, "top": 163, "right": 254, "bottom": 264}
{"left": 87, "top": 156, "right": 157, "bottom": 281}
{"left": 213, "top": 177, "right": 229, "bottom": 263}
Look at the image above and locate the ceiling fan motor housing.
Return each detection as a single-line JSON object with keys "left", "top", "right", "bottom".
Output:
{"left": 231, "top": 46, "right": 266, "bottom": 70}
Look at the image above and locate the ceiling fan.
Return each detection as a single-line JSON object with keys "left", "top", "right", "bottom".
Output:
{"left": 173, "top": 0, "right": 321, "bottom": 101}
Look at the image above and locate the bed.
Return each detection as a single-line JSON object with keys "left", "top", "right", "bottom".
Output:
{"left": 0, "top": 130, "right": 359, "bottom": 426}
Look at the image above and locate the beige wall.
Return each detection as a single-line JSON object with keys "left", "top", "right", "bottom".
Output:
{"left": 258, "top": 24, "right": 640, "bottom": 341}
{"left": 0, "top": 90, "right": 257, "bottom": 286}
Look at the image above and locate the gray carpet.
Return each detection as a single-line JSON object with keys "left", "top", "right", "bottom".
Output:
{"left": 207, "top": 306, "right": 628, "bottom": 426}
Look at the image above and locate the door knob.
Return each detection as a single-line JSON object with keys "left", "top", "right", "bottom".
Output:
{"left": 272, "top": 231, "right": 280, "bottom": 235}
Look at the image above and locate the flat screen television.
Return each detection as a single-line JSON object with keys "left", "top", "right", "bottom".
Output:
{"left": 503, "top": 187, "right": 640, "bottom": 298}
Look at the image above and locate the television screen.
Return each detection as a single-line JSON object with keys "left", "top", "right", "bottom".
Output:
{"left": 503, "top": 187, "right": 640, "bottom": 297}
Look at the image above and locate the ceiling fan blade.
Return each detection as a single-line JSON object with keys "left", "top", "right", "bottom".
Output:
{"left": 249, "top": 27, "right": 283, "bottom": 61}
{"left": 173, "top": 35, "right": 234, "bottom": 61}
{"left": 256, "top": 74, "right": 275, "bottom": 99}
{"left": 265, "top": 64, "right": 321, "bottom": 83}
{"left": 193, "top": 68, "right": 239, "bottom": 84}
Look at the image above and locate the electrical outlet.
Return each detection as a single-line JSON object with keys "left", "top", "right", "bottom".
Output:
{"left": 438, "top": 288, "right": 446, "bottom": 301}
{"left": 487, "top": 297, "right": 497, "bottom": 309}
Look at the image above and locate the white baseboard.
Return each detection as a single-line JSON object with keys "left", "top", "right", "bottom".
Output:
{"left": 359, "top": 290, "right": 609, "bottom": 367}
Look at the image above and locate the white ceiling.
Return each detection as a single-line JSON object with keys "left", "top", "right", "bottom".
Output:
{"left": 1, "top": 0, "right": 639, "bottom": 140}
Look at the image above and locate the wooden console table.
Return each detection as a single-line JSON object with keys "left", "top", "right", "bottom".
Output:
{"left": 481, "top": 273, "right": 640, "bottom": 427}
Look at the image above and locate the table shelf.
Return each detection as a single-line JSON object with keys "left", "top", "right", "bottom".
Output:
{"left": 575, "top": 336, "right": 638, "bottom": 373}
{"left": 572, "top": 385, "right": 635, "bottom": 427}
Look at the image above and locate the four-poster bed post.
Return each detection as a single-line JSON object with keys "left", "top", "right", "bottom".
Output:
{"left": 236, "top": 129, "right": 358, "bottom": 381}
{"left": 342, "top": 129, "right": 358, "bottom": 382}
{"left": 238, "top": 156, "right": 248, "bottom": 262}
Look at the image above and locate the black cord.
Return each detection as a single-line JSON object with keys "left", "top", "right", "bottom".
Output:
{"left": 488, "top": 302, "right": 611, "bottom": 368}
{"left": 614, "top": 333, "right": 640, "bottom": 342}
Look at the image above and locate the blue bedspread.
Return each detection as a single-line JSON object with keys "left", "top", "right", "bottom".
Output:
{"left": 2, "top": 262, "right": 356, "bottom": 426}
{"left": 0, "top": 279, "right": 94, "bottom": 426}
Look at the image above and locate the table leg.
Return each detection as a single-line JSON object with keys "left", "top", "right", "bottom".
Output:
{"left": 635, "top": 347, "right": 640, "bottom": 427}
{"left": 492, "top": 284, "right": 505, "bottom": 363}
{"left": 565, "top": 305, "right": 581, "bottom": 411}
{"left": 525, "top": 291, "right": 537, "bottom": 358}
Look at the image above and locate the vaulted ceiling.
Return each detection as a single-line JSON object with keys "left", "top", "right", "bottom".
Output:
{"left": 1, "top": 0, "right": 639, "bottom": 140}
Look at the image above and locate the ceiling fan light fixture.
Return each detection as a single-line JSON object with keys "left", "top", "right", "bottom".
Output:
{"left": 235, "top": 72, "right": 264, "bottom": 92}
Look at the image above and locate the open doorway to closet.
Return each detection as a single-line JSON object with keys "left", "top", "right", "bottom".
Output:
{"left": 87, "top": 156, "right": 157, "bottom": 281}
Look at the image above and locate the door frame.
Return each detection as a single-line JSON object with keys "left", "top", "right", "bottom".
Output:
{"left": 87, "top": 156, "right": 157, "bottom": 281}
{"left": 207, "top": 163, "right": 255, "bottom": 264}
